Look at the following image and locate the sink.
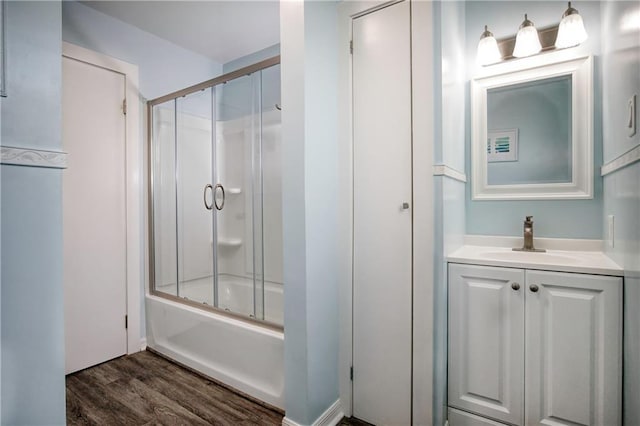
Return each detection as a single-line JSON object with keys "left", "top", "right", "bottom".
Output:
{"left": 448, "top": 244, "right": 623, "bottom": 276}
{"left": 477, "top": 250, "right": 582, "bottom": 265}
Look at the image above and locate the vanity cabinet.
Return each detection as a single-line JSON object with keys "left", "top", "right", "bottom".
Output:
{"left": 448, "top": 263, "right": 622, "bottom": 426}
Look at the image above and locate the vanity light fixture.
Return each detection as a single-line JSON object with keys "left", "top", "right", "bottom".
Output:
{"left": 513, "top": 14, "right": 542, "bottom": 58}
{"left": 555, "top": 2, "right": 588, "bottom": 48}
{"left": 477, "top": 25, "right": 502, "bottom": 66}
{"left": 478, "top": 4, "right": 589, "bottom": 66}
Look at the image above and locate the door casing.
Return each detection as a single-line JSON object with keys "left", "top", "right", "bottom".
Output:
{"left": 337, "top": 1, "right": 435, "bottom": 424}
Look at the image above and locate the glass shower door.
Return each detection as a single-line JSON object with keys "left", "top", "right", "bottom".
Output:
{"left": 151, "top": 99, "right": 178, "bottom": 298}
{"left": 175, "top": 88, "right": 215, "bottom": 305}
{"left": 214, "top": 72, "right": 264, "bottom": 320}
{"left": 150, "top": 60, "right": 282, "bottom": 326}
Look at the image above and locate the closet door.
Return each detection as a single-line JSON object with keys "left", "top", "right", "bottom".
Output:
{"left": 63, "top": 55, "right": 127, "bottom": 374}
{"left": 352, "top": 2, "right": 412, "bottom": 424}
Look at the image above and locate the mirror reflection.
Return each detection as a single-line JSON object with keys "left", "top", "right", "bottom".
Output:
{"left": 487, "top": 75, "right": 572, "bottom": 186}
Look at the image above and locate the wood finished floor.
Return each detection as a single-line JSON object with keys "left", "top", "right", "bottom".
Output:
{"left": 66, "top": 350, "right": 372, "bottom": 426}
{"left": 66, "top": 350, "right": 283, "bottom": 425}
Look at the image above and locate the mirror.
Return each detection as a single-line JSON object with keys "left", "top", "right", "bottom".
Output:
{"left": 471, "top": 54, "right": 593, "bottom": 200}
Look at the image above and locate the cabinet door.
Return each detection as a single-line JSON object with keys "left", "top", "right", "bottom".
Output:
{"left": 525, "top": 271, "right": 622, "bottom": 426}
{"left": 449, "top": 407, "right": 509, "bottom": 426}
{"left": 449, "top": 264, "right": 525, "bottom": 425}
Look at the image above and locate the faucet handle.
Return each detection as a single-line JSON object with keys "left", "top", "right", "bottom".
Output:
{"left": 525, "top": 215, "right": 533, "bottom": 222}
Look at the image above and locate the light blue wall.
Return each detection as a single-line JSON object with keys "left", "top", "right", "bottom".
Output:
{"left": 62, "top": 1, "right": 222, "bottom": 101}
{"left": 281, "top": 1, "right": 339, "bottom": 424}
{"left": 439, "top": 0, "right": 467, "bottom": 173}
{"left": 219, "top": 44, "right": 280, "bottom": 122}
{"left": 1, "top": 1, "right": 66, "bottom": 424}
{"left": 223, "top": 44, "right": 280, "bottom": 74}
{"left": 465, "top": 1, "right": 603, "bottom": 238}
{"left": 599, "top": 2, "right": 640, "bottom": 425}
{"left": 433, "top": 2, "right": 467, "bottom": 425}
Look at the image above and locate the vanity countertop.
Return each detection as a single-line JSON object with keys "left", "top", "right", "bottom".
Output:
{"left": 448, "top": 245, "right": 624, "bottom": 277}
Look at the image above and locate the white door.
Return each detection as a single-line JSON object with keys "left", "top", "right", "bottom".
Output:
{"left": 448, "top": 264, "right": 525, "bottom": 426}
{"left": 525, "top": 271, "right": 622, "bottom": 426}
{"left": 352, "top": 2, "right": 412, "bottom": 424}
{"left": 63, "top": 56, "right": 127, "bottom": 374}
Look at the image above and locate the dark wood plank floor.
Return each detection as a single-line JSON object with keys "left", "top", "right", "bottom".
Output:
{"left": 66, "top": 350, "right": 283, "bottom": 425}
{"left": 67, "top": 350, "right": 372, "bottom": 426}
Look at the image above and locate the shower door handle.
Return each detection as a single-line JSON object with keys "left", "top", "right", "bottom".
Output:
{"left": 214, "top": 184, "right": 225, "bottom": 211}
{"left": 203, "top": 184, "right": 214, "bottom": 210}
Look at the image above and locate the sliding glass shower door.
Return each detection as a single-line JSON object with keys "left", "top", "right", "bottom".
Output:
{"left": 176, "top": 88, "right": 215, "bottom": 305}
{"left": 149, "top": 60, "right": 282, "bottom": 326}
{"left": 213, "top": 72, "right": 264, "bottom": 320}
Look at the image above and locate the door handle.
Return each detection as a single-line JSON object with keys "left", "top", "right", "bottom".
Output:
{"left": 529, "top": 284, "right": 539, "bottom": 293}
{"left": 214, "top": 184, "right": 225, "bottom": 211}
{"left": 203, "top": 184, "right": 214, "bottom": 210}
{"left": 511, "top": 282, "right": 520, "bottom": 291}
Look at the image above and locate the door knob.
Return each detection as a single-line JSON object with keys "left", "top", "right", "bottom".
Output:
{"left": 511, "top": 282, "right": 520, "bottom": 291}
{"left": 529, "top": 284, "right": 539, "bottom": 293}
{"left": 402, "top": 202, "right": 410, "bottom": 210}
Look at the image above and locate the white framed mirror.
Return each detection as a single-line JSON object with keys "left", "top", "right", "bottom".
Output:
{"left": 471, "top": 54, "right": 593, "bottom": 200}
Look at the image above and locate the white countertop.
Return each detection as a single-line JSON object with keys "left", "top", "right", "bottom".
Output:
{"left": 448, "top": 245, "right": 624, "bottom": 276}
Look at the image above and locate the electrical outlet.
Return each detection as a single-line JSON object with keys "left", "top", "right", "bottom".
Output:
{"left": 608, "top": 215, "right": 615, "bottom": 248}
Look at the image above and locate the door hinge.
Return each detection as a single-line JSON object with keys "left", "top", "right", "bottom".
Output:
{"left": 125, "top": 315, "right": 128, "bottom": 329}
{"left": 350, "top": 366, "right": 353, "bottom": 381}
{"left": 349, "top": 40, "right": 353, "bottom": 55}
{"left": 122, "top": 99, "right": 127, "bottom": 115}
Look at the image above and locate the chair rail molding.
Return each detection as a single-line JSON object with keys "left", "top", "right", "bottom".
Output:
{"left": 433, "top": 164, "right": 467, "bottom": 183}
{"left": 1, "top": 146, "right": 68, "bottom": 169}
{"left": 601, "top": 144, "right": 640, "bottom": 176}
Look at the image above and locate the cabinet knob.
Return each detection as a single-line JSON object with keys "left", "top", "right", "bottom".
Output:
{"left": 529, "top": 284, "right": 539, "bottom": 293}
{"left": 511, "top": 282, "right": 520, "bottom": 291}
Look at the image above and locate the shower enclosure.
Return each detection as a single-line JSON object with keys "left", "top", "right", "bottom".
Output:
{"left": 148, "top": 57, "right": 283, "bottom": 327}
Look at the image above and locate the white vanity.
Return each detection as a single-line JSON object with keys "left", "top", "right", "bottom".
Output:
{"left": 447, "top": 242, "right": 623, "bottom": 426}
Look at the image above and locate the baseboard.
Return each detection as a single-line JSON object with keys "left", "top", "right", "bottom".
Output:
{"left": 282, "top": 399, "right": 343, "bottom": 426}
{"left": 140, "top": 338, "right": 147, "bottom": 351}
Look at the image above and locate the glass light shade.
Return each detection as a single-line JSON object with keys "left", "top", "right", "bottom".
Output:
{"left": 513, "top": 15, "right": 542, "bottom": 58}
{"left": 555, "top": 5, "right": 588, "bottom": 48}
{"left": 477, "top": 26, "right": 502, "bottom": 66}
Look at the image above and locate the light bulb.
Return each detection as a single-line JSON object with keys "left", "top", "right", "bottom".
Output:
{"left": 477, "top": 25, "right": 502, "bottom": 66}
{"left": 513, "top": 14, "right": 542, "bottom": 58}
{"left": 555, "top": 2, "right": 588, "bottom": 48}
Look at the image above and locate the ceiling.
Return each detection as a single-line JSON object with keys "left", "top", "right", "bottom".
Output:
{"left": 81, "top": 1, "right": 280, "bottom": 65}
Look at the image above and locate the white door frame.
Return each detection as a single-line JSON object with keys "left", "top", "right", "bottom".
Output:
{"left": 62, "top": 42, "right": 142, "bottom": 354}
{"left": 337, "top": 1, "right": 435, "bottom": 424}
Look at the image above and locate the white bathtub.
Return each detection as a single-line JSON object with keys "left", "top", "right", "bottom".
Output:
{"left": 145, "top": 294, "right": 284, "bottom": 409}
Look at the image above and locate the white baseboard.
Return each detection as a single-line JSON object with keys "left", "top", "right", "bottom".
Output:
{"left": 282, "top": 399, "right": 343, "bottom": 426}
{"left": 140, "top": 338, "right": 147, "bottom": 351}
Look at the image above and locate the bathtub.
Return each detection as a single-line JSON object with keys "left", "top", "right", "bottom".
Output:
{"left": 145, "top": 287, "right": 284, "bottom": 409}
{"left": 164, "top": 274, "right": 284, "bottom": 326}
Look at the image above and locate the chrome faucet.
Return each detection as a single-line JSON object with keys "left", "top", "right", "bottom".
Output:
{"left": 513, "top": 216, "right": 546, "bottom": 252}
